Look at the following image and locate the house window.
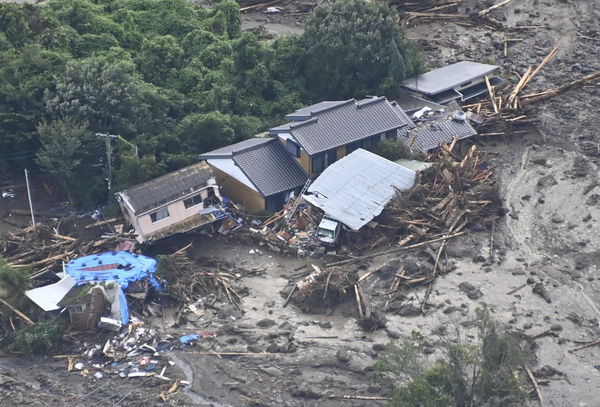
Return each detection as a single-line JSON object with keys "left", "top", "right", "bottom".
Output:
{"left": 312, "top": 149, "right": 337, "bottom": 173}
{"left": 150, "top": 207, "right": 170, "bottom": 223}
{"left": 70, "top": 305, "right": 84, "bottom": 313}
{"left": 385, "top": 130, "right": 397, "bottom": 140}
{"left": 183, "top": 194, "right": 203, "bottom": 209}
{"left": 312, "top": 153, "right": 325, "bottom": 173}
{"left": 286, "top": 140, "right": 301, "bottom": 158}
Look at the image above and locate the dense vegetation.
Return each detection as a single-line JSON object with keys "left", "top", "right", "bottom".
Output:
{"left": 374, "top": 309, "right": 531, "bottom": 407}
{"left": 0, "top": 0, "right": 422, "bottom": 207}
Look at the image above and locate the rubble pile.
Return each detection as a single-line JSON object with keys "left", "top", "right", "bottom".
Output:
{"left": 380, "top": 145, "right": 503, "bottom": 244}
{"left": 157, "top": 244, "right": 246, "bottom": 309}
{"left": 245, "top": 200, "right": 323, "bottom": 257}
{"left": 66, "top": 318, "right": 185, "bottom": 398}
{"left": 286, "top": 264, "right": 359, "bottom": 313}
{"left": 1, "top": 224, "right": 131, "bottom": 276}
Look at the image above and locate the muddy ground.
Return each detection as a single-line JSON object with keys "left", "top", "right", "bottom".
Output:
{"left": 2, "top": 0, "right": 600, "bottom": 406}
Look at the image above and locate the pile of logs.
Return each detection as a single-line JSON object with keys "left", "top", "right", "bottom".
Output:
{"left": 382, "top": 144, "right": 501, "bottom": 243}
{"left": 1, "top": 224, "right": 126, "bottom": 277}
{"left": 158, "top": 244, "right": 244, "bottom": 309}
{"left": 468, "top": 41, "right": 600, "bottom": 135}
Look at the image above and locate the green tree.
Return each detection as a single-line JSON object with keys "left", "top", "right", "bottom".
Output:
{"left": 139, "top": 35, "right": 183, "bottom": 85}
{"left": 36, "top": 118, "right": 90, "bottom": 204}
{"left": 212, "top": 0, "right": 241, "bottom": 39}
{"left": 374, "top": 309, "right": 530, "bottom": 407}
{"left": 302, "top": 0, "right": 423, "bottom": 100}
{"left": 0, "top": 3, "right": 32, "bottom": 48}
{"left": 43, "top": 56, "right": 150, "bottom": 137}
{"left": 0, "top": 44, "right": 66, "bottom": 174}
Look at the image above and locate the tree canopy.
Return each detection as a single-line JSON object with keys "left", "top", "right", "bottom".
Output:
{"left": 302, "top": 0, "right": 423, "bottom": 100}
{"left": 0, "top": 0, "right": 422, "bottom": 208}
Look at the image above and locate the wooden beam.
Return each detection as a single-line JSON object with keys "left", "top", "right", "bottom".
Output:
{"left": 0, "top": 298, "right": 35, "bottom": 325}
{"left": 479, "top": 0, "right": 513, "bottom": 16}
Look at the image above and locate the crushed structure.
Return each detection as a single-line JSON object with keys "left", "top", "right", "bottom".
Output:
{"left": 115, "top": 162, "right": 225, "bottom": 243}
{"left": 400, "top": 61, "right": 503, "bottom": 103}
{"left": 303, "top": 149, "right": 416, "bottom": 231}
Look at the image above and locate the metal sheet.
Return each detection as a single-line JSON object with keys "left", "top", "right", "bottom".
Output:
{"left": 304, "top": 149, "right": 416, "bottom": 230}
{"left": 25, "top": 275, "right": 76, "bottom": 311}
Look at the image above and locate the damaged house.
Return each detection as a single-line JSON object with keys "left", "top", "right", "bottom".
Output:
{"left": 199, "top": 138, "right": 308, "bottom": 213}
{"left": 400, "top": 60, "right": 502, "bottom": 104}
{"left": 25, "top": 251, "right": 160, "bottom": 331}
{"left": 303, "top": 148, "right": 416, "bottom": 231}
{"left": 115, "top": 162, "right": 224, "bottom": 243}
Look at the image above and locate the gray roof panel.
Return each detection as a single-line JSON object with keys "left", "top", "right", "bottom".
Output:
{"left": 198, "top": 137, "right": 271, "bottom": 158}
{"left": 303, "top": 149, "right": 416, "bottom": 230}
{"left": 285, "top": 100, "right": 350, "bottom": 121}
{"left": 402, "top": 115, "right": 478, "bottom": 153}
{"left": 400, "top": 61, "right": 500, "bottom": 95}
{"left": 119, "top": 162, "right": 213, "bottom": 214}
{"left": 233, "top": 139, "right": 308, "bottom": 197}
{"left": 276, "top": 97, "right": 412, "bottom": 156}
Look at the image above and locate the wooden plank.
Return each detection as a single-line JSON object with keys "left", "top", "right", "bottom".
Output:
{"left": 478, "top": 0, "right": 513, "bottom": 16}
{"left": 522, "top": 41, "right": 562, "bottom": 89}
{"left": 0, "top": 298, "right": 35, "bottom": 325}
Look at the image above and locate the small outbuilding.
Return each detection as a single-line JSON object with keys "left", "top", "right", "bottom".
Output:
{"left": 303, "top": 148, "right": 416, "bottom": 231}
{"left": 400, "top": 61, "right": 502, "bottom": 104}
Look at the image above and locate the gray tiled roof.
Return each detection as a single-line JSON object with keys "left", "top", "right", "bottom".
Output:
{"left": 271, "top": 97, "right": 412, "bottom": 156}
{"left": 198, "top": 137, "right": 271, "bottom": 158}
{"left": 118, "top": 162, "right": 213, "bottom": 214}
{"left": 400, "top": 61, "right": 500, "bottom": 95}
{"left": 285, "top": 101, "right": 349, "bottom": 121}
{"left": 402, "top": 115, "right": 477, "bottom": 153}
{"left": 233, "top": 140, "right": 308, "bottom": 197}
{"left": 201, "top": 138, "right": 308, "bottom": 197}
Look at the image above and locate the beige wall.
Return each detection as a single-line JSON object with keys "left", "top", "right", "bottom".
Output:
{"left": 134, "top": 186, "right": 219, "bottom": 240}
{"left": 209, "top": 165, "right": 266, "bottom": 213}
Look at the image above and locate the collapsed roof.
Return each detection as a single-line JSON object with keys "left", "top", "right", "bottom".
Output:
{"left": 303, "top": 149, "right": 416, "bottom": 230}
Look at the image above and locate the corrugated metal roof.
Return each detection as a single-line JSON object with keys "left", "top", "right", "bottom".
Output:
{"left": 303, "top": 149, "right": 415, "bottom": 230}
{"left": 270, "top": 97, "right": 412, "bottom": 156}
{"left": 400, "top": 61, "right": 500, "bottom": 95}
{"left": 402, "top": 115, "right": 478, "bottom": 153}
{"left": 118, "top": 162, "right": 213, "bottom": 214}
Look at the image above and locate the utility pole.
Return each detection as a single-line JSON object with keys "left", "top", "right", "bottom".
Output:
{"left": 24, "top": 168, "right": 36, "bottom": 228}
{"left": 96, "top": 133, "right": 118, "bottom": 203}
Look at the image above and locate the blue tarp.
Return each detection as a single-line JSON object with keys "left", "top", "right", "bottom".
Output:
{"left": 65, "top": 251, "right": 162, "bottom": 325}
{"left": 65, "top": 251, "right": 161, "bottom": 290}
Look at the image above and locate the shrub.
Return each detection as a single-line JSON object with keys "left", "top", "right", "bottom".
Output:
{"left": 1, "top": 319, "right": 66, "bottom": 355}
{"left": 374, "top": 309, "right": 530, "bottom": 407}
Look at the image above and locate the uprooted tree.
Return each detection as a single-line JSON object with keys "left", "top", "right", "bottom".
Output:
{"left": 374, "top": 308, "right": 531, "bottom": 407}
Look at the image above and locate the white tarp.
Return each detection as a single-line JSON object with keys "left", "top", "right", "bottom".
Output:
{"left": 303, "top": 149, "right": 416, "bottom": 230}
{"left": 25, "top": 275, "right": 76, "bottom": 312}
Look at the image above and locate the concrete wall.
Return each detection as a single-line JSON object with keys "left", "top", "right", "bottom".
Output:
{"left": 209, "top": 165, "right": 266, "bottom": 213}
